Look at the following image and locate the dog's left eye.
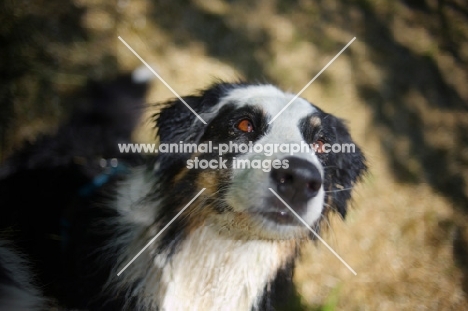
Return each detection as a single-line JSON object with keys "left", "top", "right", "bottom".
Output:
{"left": 237, "top": 119, "right": 254, "bottom": 133}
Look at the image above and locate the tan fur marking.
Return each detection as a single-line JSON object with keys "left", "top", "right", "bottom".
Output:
{"left": 196, "top": 170, "right": 219, "bottom": 195}
{"left": 310, "top": 115, "right": 321, "bottom": 128}
{"left": 173, "top": 152, "right": 203, "bottom": 184}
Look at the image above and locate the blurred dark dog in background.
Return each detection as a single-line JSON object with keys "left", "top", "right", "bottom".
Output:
{"left": 0, "top": 69, "right": 149, "bottom": 310}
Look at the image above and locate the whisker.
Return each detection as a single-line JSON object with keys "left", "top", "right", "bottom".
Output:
{"left": 323, "top": 202, "right": 339, "bottom": 214}
{"left": 318, "top": 213, "right": 332, "bottom": 232}
{"left": 324, "top": 187, "right": 353, "bottom": 193}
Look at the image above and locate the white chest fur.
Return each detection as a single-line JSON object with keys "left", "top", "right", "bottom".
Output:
{"left": 154, "top": 226, "right": 295, "bottom": 311}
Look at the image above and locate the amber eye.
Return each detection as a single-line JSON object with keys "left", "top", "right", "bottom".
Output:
{"left": 237, "top": 119, "right": 254, "bottom": 133}
{"left": 314, "top": 139, "right": 325, "bottom": 153}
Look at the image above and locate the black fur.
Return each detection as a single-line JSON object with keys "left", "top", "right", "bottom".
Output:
{"left": 315, "top": 110, "right": 366, "bottom": 218}
{"left": 0, "top": 72, "right": 148, "bottom": 309}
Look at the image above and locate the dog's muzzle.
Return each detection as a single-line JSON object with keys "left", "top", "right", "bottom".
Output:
{"left": 264, "top": 156, "right": 322, "bottom": 224}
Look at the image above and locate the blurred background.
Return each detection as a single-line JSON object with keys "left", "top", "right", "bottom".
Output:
{"left": 1, "top": 0, "right": 467, "bottom": 309}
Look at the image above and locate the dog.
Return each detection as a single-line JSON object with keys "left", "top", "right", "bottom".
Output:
{"left": 0, "top": 81, "right": 366, "bottom": 310}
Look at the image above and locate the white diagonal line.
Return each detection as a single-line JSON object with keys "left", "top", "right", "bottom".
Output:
{"left": 268, "top": 37, "right": 356, "bottom": 124}
{"left": 117, "top": 188, "right": 206, "bottom": 276}
{"left": 118, "top": 36, "right": 207, "bottom": 125}
{"left": 268, "top": 188, "right": 357, "bottom": 275}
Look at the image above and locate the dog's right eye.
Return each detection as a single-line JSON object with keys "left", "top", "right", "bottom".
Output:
{"left": 237, "top": 119, "right": 254, "bottom": 133}
{"left": 314, "top": 139, "right": 325, "bottom": 153}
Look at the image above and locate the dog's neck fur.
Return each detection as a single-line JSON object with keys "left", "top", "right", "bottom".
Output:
{"left": 153, "top": 225, "right": 296, "bottom": 310}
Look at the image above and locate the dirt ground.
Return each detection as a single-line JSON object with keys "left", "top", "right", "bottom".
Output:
{"left": 1, "top": 0, "right": 468, "bottom": 310}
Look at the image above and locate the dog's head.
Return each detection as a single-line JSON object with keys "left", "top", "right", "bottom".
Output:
{"left": 154, "top": 82, "right": 366, "bottom": 240}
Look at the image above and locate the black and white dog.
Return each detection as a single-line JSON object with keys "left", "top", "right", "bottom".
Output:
{"left": 0, "top": 81, "right": 366, "bottom": 310}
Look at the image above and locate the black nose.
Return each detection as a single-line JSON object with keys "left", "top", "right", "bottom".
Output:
{"left": 270, "top": 157, "right": 322, "bottom": 209}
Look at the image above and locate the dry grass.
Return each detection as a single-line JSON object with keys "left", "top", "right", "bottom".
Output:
{"left": 2, "top": 0, "right": 468, "bottom": 309}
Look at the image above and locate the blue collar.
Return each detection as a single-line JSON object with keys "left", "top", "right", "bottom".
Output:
{"left": 78, "top": 158, "right": 129, "bottom": 197}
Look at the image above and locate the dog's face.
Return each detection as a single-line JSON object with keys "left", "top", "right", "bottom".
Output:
{"left": 155, "top": 83, "right": 366, "bottom": 240}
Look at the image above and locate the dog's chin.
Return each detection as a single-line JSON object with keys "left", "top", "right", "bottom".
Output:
{"left": 248, "top": 196, "right": 324, "bottom": 239}
{"left": 256, "top": 210, "right": 299, "bottom": 225}
{"left": 250, "top": 207, "right": 314, "bottom": 238}
{"left": 251, "top": 213, "right": 312, "bottom": 240}
{"left": 206, "top": 207, "right": 313, "bottom": 241}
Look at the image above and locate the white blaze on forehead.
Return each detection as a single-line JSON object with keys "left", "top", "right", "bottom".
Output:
{"left": 199, "top": 84, "right": 318, "bottom": 132}
{"left": 219, "top": 84, "right": 317, "bottom": 118}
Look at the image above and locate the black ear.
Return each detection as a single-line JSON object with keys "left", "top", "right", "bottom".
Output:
{"left": 154, "top": 82, "right": 244, "bottom": 144}
{"left": 155, "top": 95, "right": 206, "bottom": 144}
{"left": 152, "top": 82, "right": 245, "bottom": 179}
{"left": 320, "top": 113, "right": 367, "bottom": 218}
